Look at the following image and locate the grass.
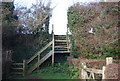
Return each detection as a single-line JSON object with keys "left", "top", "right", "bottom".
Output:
{"left": 9, "top": 71, "right": 71, "bottom": 79}
{"left": 26, "top": 72, "right": 71, "bottom": 79}
{"left": 9, "top": 63, "right": 72, "bottom": 79}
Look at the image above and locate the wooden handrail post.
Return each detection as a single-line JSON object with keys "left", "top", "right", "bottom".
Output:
{"left": 23, "top": 59, "right": 26, "bottom": 76}
{"left": 37, "top": 54, "right": 40, "bottom": 72}
{"left": 106, "top": 57, "right": 113, "bottom": 65}
{"left": 52, "top": 24, "right": 54, "bottom": 66}
{"left": 66, "top": 27, "right": 69, "bottom": 51}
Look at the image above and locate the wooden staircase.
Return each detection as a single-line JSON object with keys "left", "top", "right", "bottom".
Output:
{"left": 12, "top": 25, "right": 70, "bottom": 75}
{"left": 54, "top": 35, "right": 70, "bottom": 53}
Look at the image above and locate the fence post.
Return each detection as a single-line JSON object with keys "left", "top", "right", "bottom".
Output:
{"left": 80, "top": 62, "right": 88, "bottom": 80}
{"left": 23, "top": 59, "right": 26, "bottom": 76}
{"left": 52, "top": 24, "right": 54, "bottom": 66}
{"left": 106, "top": 57, "right": 113, "bottom": 65}
{"left": 102, "top": 66, "right": 106, "bottom": 79}
{"left": 66, "top": 28, "right": 69, "bottom": 51}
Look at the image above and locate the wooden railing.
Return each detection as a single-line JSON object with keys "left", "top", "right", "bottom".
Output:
{"left": 12, "top": 60, "right": 26, "bottom": 76}
{"left": 80, "top": 57, "right": 113, "bottom": 80}
{"left": 26, "top": 40, "right": 53, "bottom": 64}
{"left": 27, "top": 50, "right": 53, "bottom": 74}
{"left": 66, "top": 27, "right": 70, "bottom": 52}
{"left": 25, "top": 24, "right": 55, "bottom": 74}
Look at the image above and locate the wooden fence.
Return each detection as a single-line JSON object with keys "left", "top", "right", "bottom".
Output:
{"left": 80, "top": 57, "right": 113, "bottom": 80}
{"left": 12, "top": 60, "right": 26, "bottom": 76}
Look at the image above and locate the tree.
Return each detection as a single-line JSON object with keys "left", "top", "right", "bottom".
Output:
{"left": 2, "top": 1, "right": 18, "bottom": 49}
{"left": 17, "top": 0, "right": 52, "bottom": 34}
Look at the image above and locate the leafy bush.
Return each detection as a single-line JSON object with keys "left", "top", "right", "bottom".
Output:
{"left": 67, "top": 2, "right": 119, "bottom": 59}
{"left": 68, "top": 66, "right": 79, "bottom": 79}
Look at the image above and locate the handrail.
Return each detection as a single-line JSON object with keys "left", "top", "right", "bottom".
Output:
{"left": 80, "top": 57, "right": 113, "bottom": 79}
{"left": 27, "top": 50, "right": 53, "bottom": 74}
{"left": 84, "top": 67, "right": 102, "bottom": 74}
{"left": 27, "top": 40, "right": 53, "bottom": 64}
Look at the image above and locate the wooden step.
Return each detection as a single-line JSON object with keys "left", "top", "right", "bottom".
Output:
{"left": 55, "top": 46, "right": 69, "bottom": 48}
{"left": 12, "top": 68, "right": 23, "bottom": 70}
{"left": 12, "top": 63, "right": 23, "bottom": 65}
{"left": 55, "top": 49, "right": 67, "bottom": 51}
{"left": 54, "top": 51, "right": 70, "bottom": 53}
{"left": 54, "top": 35, "right": 66, "bottom": 37}
{"left": 55, "top": 40, "right": 69, "bottom": 42}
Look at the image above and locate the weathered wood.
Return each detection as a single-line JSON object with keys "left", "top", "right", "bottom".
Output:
{"left": 55, "top": 40, "right": 70, "bottom": 42}
{"left": 102, "top": 66, "right": 106, "bottom": 79}
{"left": 66, "top": 28, "right": 69, "bottom": 51}
{"left": 52, "top": 24, "right": 54, "bottom": 66}
{"left": 106, "top": 57, "right": 113, "bottom": 65}
{"left": 55, "top": 46, "right": 70, "bottom": 48}
{"left": 37, "top": 54, "right": 40, "bottom": 72}
{"left": 27, "top": 40, "right": 53, "bottom": 64}
{"left": 91, "top": 72, "right": 95, "bottom": 79}
{"left": 80, "top": 62, "right": 102, "bottom": 80}
{"left": 84, "top": 68, "right": 102, "bottom": 74}
{"left": 12, "top": 63, "right": 23, "bottom": 65}
{"left": 12, "top": 68, "right": 23, "bottom": 70}
{"left": 54, "top": 51, "right": 70, "bottom": 53}
{"left": 80, "top": 62, "right": 88, "bottom": 79}
{"left": 27, "top": 51, "right": 53, "bottom": 74}
{"left": 23, "top": 60, "right": 26, "bottom": 76}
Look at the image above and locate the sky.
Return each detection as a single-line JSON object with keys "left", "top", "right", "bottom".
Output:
{"left": 14, "top": 0, "right": 101, "bottom": 35}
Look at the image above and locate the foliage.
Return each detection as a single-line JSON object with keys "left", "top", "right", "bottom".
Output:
{"left": 2, "top": 2, "right": 18, "bottom": 50}
{"left": 68, "top": 66, "right": 79, "bottom": 79}
{"left": 12, "top": 32, "right": 52, "bottom": 62}
{"left": 2, "top": 2, "right": 18, "bottom": 79}
{"left": 67, "top": 2, "right": 119, "bottom": 59}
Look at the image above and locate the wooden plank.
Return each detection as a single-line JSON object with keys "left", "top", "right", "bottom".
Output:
{"left": 102, "top": 66, "right": 106, "bottom": 79}
{"left": 66, "top": 30, "right": 69, "bottom": 51}
{"left": 27, "top": 51, "right": 53, "bottom": 74}
{"left": 52, "top": 25, "right": 54, "bottom": 66}
{"left": 27, "top": 40, "right": 53, "bottom": 64}
{"left": 12, "top": 68, "right": 23, "bottom": 70}
{"left": 54, "top": 51, "right": 70, "bottom": 53}
{"left": 12, "top": 63, "right": 23, "bottom": 65}
{"left": 84, "top": 68, "right": 102, "bottom": 74}
{"left": 55, "top": 40, "right": 70, "bottom": 42}
{"left": 23, "top": 60, "right": 26, "bottom": 76}
{"left": 55, "top": 46, "right": 70, "bottom": 48}
{"left": 37, "top": 54, "right": 40, "bottom": 72}
{"left": 54, "top": 35, "right": 66, "bottom": 37}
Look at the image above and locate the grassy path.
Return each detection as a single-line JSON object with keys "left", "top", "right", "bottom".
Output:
{"left": 10, "top": 63, "right": 72, "bottom": 79}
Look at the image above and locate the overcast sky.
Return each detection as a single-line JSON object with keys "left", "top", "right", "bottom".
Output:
{"left": 14, "top": 0, "right": 101, "bottom": 35}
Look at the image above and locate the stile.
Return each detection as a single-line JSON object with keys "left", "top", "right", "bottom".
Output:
{"left": 102, "top": 66, "right": 106, "bottom": 79}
